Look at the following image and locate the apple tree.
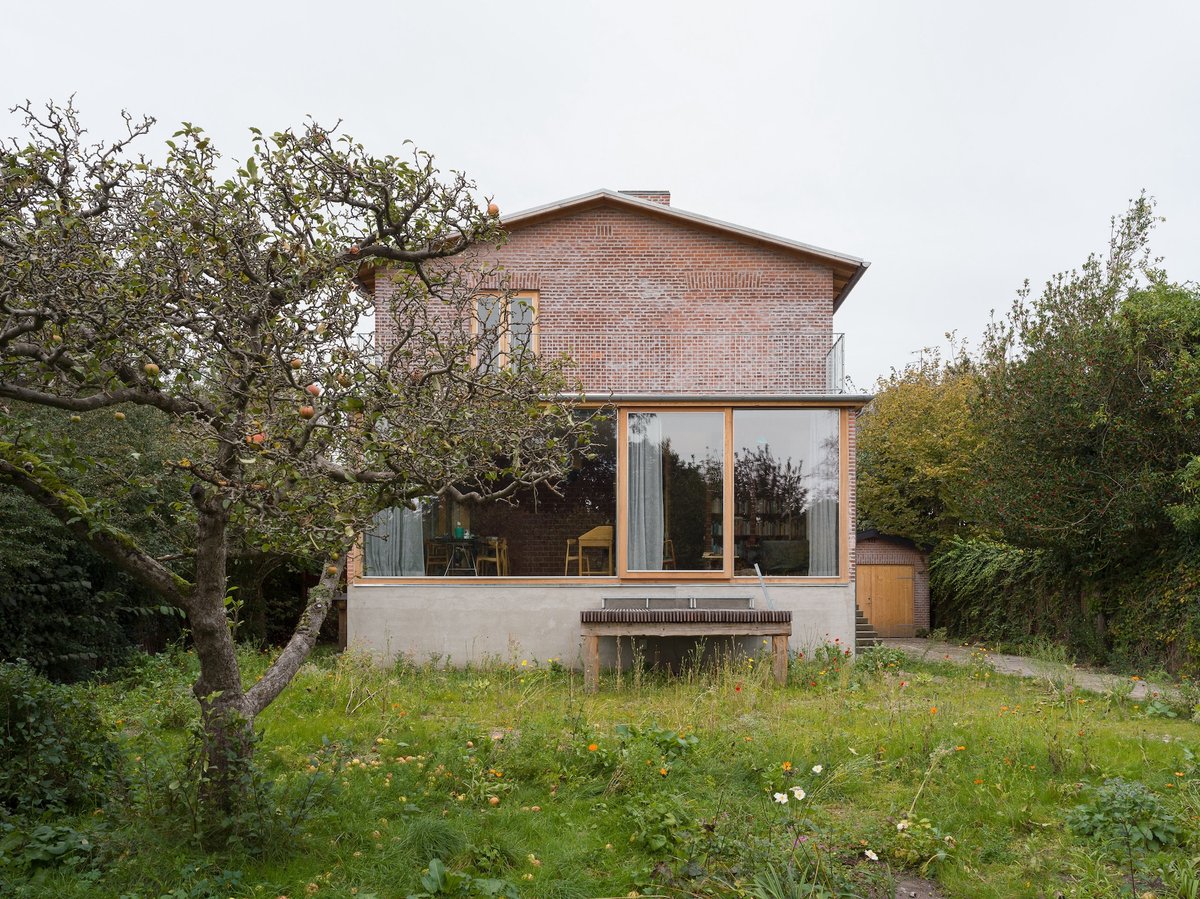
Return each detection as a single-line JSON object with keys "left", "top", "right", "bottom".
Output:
{"left": 0, "top": 101, "right": 588, "bottom": 808}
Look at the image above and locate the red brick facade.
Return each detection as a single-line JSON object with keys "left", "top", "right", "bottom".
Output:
{"left": 371, "top": 190, "right": 865, "bottom": 580}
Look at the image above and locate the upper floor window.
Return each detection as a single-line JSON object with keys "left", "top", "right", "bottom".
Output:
{"left": 476, "top": 291, "right": 538, "bottom": 372}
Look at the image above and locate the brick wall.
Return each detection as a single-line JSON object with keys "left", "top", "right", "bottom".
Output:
{"left": 855, "top": 537, "right": 930, "bottom": 631}
{"left": 374, "top": 203, "right": 837, "bottom": 395}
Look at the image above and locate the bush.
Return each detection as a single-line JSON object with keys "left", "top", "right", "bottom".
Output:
{"left": 0, "top": 661, "right": 121, "bottom": 814}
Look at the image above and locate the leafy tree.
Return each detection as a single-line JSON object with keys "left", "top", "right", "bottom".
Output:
{"left": 856, "top": 345, "right": 983, "bottom": 546}
{"left": 0, "top": 101, "right": 587, "bottom": 809}
{"left": 972, "top": 196, "right": 1200, "bottom": 571}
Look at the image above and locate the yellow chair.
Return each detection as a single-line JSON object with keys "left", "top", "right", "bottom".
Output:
{"left": 565, "top": 525, "right": 613, "bottom": 576}
{"left": 477, "top": 537, "right": 509, "bottom": 576}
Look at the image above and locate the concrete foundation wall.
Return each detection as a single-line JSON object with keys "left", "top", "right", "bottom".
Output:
{"left": 347, "top": 582, "right": 856, "bottom": 669}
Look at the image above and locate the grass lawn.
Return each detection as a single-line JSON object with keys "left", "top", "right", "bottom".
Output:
{"left": 5, "top": 643, "right": 1199, "bottom": 898}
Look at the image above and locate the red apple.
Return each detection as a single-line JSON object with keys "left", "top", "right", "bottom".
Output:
{"left": 299, "top": 406, "right": 316, "bottom": 419}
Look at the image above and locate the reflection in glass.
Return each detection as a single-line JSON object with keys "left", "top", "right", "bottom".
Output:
{"left": 627, "top": 411, "right": 725, "bottom": 571}
{"left": 733, "top": 410, "right": 839, "bottom": 576}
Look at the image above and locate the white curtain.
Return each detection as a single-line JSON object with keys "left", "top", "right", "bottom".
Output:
{"left": 627, "top": 414, "right": 665, "bottom": 570}
{"left": 365, "top": 505, "right": 425, "bottom": 576}
{"left": 806, "top": 411, "right": 839, "bottom": 576}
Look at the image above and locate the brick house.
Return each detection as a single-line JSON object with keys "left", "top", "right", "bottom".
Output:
{"left": 347, "top": 189, "right": 872, "bottom": 667}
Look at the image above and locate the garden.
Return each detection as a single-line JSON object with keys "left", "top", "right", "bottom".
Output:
{"left": 2, "top": 642, "right": 1198, "bottom": 898}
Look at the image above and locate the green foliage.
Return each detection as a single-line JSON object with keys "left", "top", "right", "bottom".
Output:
{"left": 973, "top": 198, "right": 1200, "bottom": 571}
{"left": 408, "top": 858, "right": 519, "bottom": 899}
{"left": 1065, "top": 777, "right": 1182, "bottom": 851}
{"left": 0, "top": 661, "right": 121, "bottom": 814}
{"left": 857, "top": 343, "right": 983, "bottom": 545}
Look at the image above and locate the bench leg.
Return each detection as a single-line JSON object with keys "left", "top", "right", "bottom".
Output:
{"left": 584, "top": 634, "right": 600, "bottom": 692}
{"left": 771, "top": 634, "right": 789, "bottom": 685}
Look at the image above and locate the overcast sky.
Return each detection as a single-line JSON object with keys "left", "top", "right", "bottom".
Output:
{"left": 5, "top": 1, "right": 1197, "bottom": 389}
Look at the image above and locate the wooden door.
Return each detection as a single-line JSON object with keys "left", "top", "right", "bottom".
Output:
{"left": 859, "top": 564, "right": 915, "bottom": 637}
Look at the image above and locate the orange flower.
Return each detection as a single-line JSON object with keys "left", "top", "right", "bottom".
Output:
{"left": 781, "top": 761, "right": 793, "bottom": 772}
{"left": 587, "top": 743, "right": 598, "bottom": 752}
{"left": 659, "top": 767, "right": 668, "bottom": 777}
{"left": 929, "top": 706, "right": 938, "bottom": 715}
{"left": 955, "top": 746, "right": 965, "bottom": 751}
{"left": 973, "top": 779, "right": 983, "bottom": 785}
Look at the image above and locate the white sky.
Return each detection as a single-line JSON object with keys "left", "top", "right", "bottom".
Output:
{"left": 5, "top": 0, "right": 1197, "bottom": 390}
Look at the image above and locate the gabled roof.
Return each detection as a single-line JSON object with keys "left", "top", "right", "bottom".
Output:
{"left": 502, "top": 188, "right": 870, "bottom": 311}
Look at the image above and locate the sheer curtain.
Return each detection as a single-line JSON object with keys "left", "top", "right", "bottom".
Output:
{"left": 365, "top": 505, "right": 426, "bottom": 577}
{"left": 627, "top": 414, "right": 665, "bottom": 570}
{"left": 806, "top": 412, "right": 839, "bottom": 576}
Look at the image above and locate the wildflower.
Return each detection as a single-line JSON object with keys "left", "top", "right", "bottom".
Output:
{"left": 974, "top": 779, "right": 984, "bottom": 785}
{"left": 930, "top": 706, "right": 938, "bottom": 715}
{"left": 790, "top": 786, "right": 806, "bottom": 800}
{"left": 588, "top": 743, "right": 599, "bottom": 752}
{"left": 659, "top": 767, "right": 668, "bottom": 777}
{"left": 864, "top": 849, "right": 879, "bottom": 861}
{"left": 781, "top": 761, "right": 793, "bottom": 772}
{"left": 955, "top": 746, "right": 966, "bottom": 752}
{"left": 735, "top": 682, "right": 743, "bottom": 693}
{"left": 521, "top": 660, "right": 528, "bottom": 667}
{"left": 1176, "top": 771, "right": 1186, "bottom": 777}
{"left": 896, "top": 819, "right": 910, "bottom": 831}
{"left": 773, "top": 792, "right": 789, "bottom": 803}
{"left": 811, "top": 764, "right": 823, "bottom": 774}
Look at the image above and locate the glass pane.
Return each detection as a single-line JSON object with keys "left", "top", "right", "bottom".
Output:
{"left": 476, "top": 296, "right": 504, "bottom": 372}
{"left": 627, "top": 411, "right": 725, "bottom": 572}
{"left": 510, "top": 295, "right": 535, "bottom": 357}
{"left": 433, "top": 411, "right": 617, "bottom": 576}
{"left": 733, "top": 409, "right": 839, "bottom": 576}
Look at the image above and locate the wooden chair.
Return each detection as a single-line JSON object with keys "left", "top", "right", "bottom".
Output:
{"left": 425, "top": 540, "right": 451, "bottom": 576}
{"left": 476, "top": 537, "right": 509, "bottom": 576}
{"left": 565, "top": 525, "right": 614, "bottom": 576}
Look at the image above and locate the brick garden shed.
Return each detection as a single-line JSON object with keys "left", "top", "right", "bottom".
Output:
{"left": 855, "top": 531, "right": 929, "bottom": 638}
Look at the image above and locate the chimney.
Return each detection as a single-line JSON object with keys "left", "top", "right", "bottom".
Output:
{"left": 619, "top": 190, "right": 671, "bottom": 206}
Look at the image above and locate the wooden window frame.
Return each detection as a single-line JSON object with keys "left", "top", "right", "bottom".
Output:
{"left": 473, "top": 290, "right": 539, "bottom": 370}
{"left": 617, "top": 402, "right": 850, "bottom": 584}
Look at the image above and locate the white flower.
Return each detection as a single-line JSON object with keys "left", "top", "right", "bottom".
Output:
{"left": 811, "top": 764, "right": 823, "bottom": 774}
{"left": 865, "top": 849, "right": 878, "bottom": 861}
{"left": 896, "top": 819, "right": 910, "bottom": 831}
{"left": 773, "top": 792, "right": 788, "bottom": 804}
{"left": 790, "top": 786, "right": 806, "bottom": 800}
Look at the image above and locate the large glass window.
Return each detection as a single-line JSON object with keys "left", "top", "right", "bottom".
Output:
{"left": 627, "top": 411, "right": 725, "bottom": 572}
{"left": 363, "top": 410, "right": 615, "bottom": 577}
{"left": 733, "top": 409, "right": 839, "bottom": 576}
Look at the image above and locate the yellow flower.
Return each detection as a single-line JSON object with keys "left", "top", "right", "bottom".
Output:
{"left": 781, "top": 761, "right": 792, "bottom": 772}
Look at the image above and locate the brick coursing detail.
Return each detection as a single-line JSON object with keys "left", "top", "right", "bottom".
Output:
{"left": 374, "top": 205, "right": 838, "bottom": 395}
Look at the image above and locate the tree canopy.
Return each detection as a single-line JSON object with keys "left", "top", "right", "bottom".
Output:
{"left": 0, "top": 100, "right": 590, "bottom": 808}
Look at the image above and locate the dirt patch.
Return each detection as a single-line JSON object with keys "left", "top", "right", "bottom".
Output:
{"left": 894, "top": 874, "right": 947, "bottom": 899}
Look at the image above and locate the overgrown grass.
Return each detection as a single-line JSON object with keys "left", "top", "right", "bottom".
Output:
{"left": 3, "top": 642, "right": 1199, "bottom": 898}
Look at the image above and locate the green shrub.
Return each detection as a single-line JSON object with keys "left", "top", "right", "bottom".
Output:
{"left": 1065, "top": 777, "right": 1181, "bottom": 850}
{"left": 0, "top": 661, "right": 121, "bottom": 814}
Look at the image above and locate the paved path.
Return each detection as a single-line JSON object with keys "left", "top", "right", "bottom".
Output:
{"left": 880, "top": 638, "right": 1165, "bottom": 700}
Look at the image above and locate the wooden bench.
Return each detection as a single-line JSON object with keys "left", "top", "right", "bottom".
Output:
{"left": 580, "top": 608, "right": 792, "bottom": 691}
